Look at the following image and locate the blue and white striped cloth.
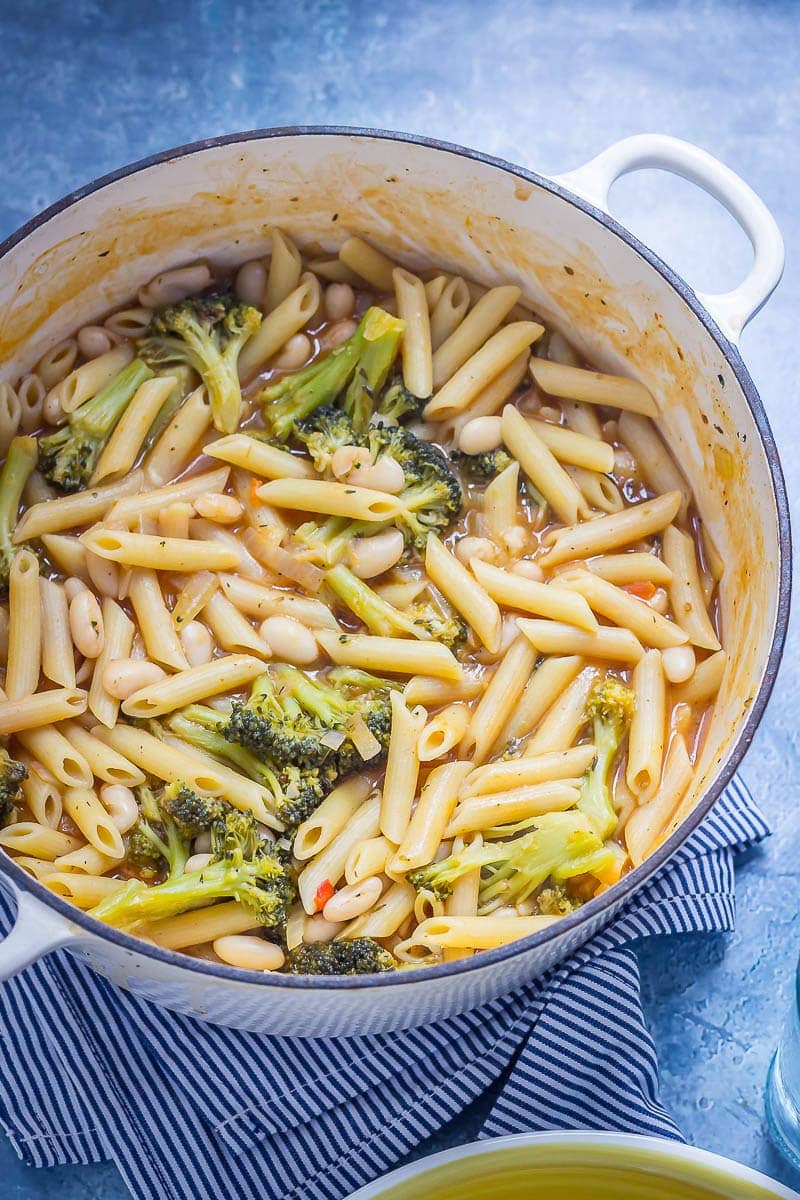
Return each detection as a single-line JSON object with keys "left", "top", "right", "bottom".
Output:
{"left": 0, "top": 775, "right": 767, "bottom": 1200}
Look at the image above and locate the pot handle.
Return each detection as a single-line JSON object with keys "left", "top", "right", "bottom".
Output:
{"left": 552, "top": 133, "right": 784, "bottom": 344}
{"left": 0, "top": 875, "right": 79, "bottom": 981}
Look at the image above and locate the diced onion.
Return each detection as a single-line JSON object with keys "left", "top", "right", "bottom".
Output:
{"left": 347, "top": 715, "right": 381, "bottom": 761}
{"left": 320, "top": 729, "right": 347, "bottom": 751}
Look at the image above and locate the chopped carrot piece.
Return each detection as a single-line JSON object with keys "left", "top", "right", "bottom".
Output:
{"left": 314, "top": 879, "right": 335, "bottom": 912}
{"left": 624, "top": 580, "right": 657, "bottom": 601}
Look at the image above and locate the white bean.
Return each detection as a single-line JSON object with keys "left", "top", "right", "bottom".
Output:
{"left": 345, "top": 454, "right": 405, "bottom": 494}
{"left": 69, "top": 589, "right": 105, "bottom": 658}
{"left": 42, "top": 388, "right": 67, "bottom": 427}
{"left": 302, "top": 914, "right": 345, "bottom": 943}
{"left": 275, "top": 333, "right": 312, "bottom": 371}
{"left": 331, "top": 444, "right": 367, "bottom": 479}
{"left": 138, "top": 262, "right": 213, "bottom": 309}
{"left": 212, "top": 935, "right": 285, "bottom": 972}
{"left": 180, "top": 620, "right": 214, "bottom": 667}
{"left": 185, "top": 852, "right": 213, "bottom": 873}
{"left": 77, "top": 325, "right": 116, "bottom": 359}
{"left": 100, "top": 784, "right": 138, "bottom": 834}
{"left": 86, "top": 552, "right": 120, "bottom": 598}
{"left": 322, "top": 876, "right": 383, "bottom": 923}
{"left": 235, "top": 259, "right": 268, "bottom": 307}
{"left": 454, "top": 536, "right": 498, "bottom": 567}
{"left": 324, "top": 282, "right": 356, "bottom": 321}
{"left": 511, "top": 558, "right": 544, "bottom": 581}
{"left": 260, "top": 615, "right": 318, "bottom": 664}
{"left": 102, "top": 657, "right": 166, "bottom": 700}
{"left": 503, "top": 526, "right": 528, "bottom": 556}
{"left": 64, "top": 576, "right": 87, "bottom": 602}
{"left": 319, "top": 317, "right": 357, "bottom": 351}
{"left": 193, "top": 492, "right": 243, "bottom": 524}
{"left": 457, "top": 415, "right": 503, "bottom": 455}
{"left": 347, "top": 528, "right": 406, "bottom": 579}
{"left": 662, "top": 644, "right": 697, "bottom": 684}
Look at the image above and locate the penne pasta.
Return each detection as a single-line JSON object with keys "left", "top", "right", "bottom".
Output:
{"left": 625, "top": 734, "right": 693, "bottom": 866}
{"left": 462, "top": 745, "right": 596, "bottom": 797}
{"left": 341, "top": 879, "right": 417, "bottom": 940}
{"left": 144, "top": 386, "right": 212, "bottom": 485}
{"left": 425, "top": 321, "right": 543, "bottom": 420}
{"left": 502, "top": 655, "right": 584, "bottom": 744}
{"left": 62, "top": 786, "right": 125, "bottom": 858}
{"left": 389, "top": 760, "right": 471, "bottom": 874}
{"left": 482, "top": 461, "right": 520, "bottom": 545}
{"left": 446, "top": 781, "right": 581, "bottom": 836}
{"left": 671, "top": 648, "right": 727, "bottom": 706}
{"left": 239, "top": 273, "right": 321, "bottom": 381}
{"left": 0, "top": 687, "right": 87, "bottom": 735}
{"left": 425, "top": 534, "right": 501, "bottom": 653}
{"left": 46, "top": 872, "right": 127, "bottom": 908}
{"left": 529, "top": 418, "right": 615, "bottom": 473}
{"left": 417, "top": 702, "right": 470, "bottom": 761}
{"left": 88, "top": 598, "right": 134, "bottom": 727}
{"left": 204, "top": 433, "right": 314, "bottom": 480}
{"left": 294, "top": 776, "right": 373, "bottom": 862}
{"left": 470, "top": 557, "right": 598, "bottom": 632}
{"left": 393, "top": 268, "right": 433, "bottom": 400}
{"left": 430, "top": 276, "right": 471, "bottom": 351}
{"left": 530, "top": 358, "right": 658, "bottom": 417}
{"left": 58, "top": 720, "right": 146, "bottom": 786}
{"left": 539, "top": 491, "right": 683, "bottom": 568}
{"left": 413, "top": 914, "right": 558, "bottom": 951}
{"left": 586, "top": 553, "right": 673, "bottom": 586}
{"left": 16, "top": 726, "right": 93, "bottom": 788}
{"left": 461, "top": 634, "right": 538, "bottom": 764}
{"left": 92, "top": 375, "right": 177, "bottom": 483}
{"left": 202, "top": 589, "right": 269, "bottom": 657}
{"left": 263, "top": 228, "right": 303, "bottom": 313}
{"left": 345, "top": 835, "right": 394, "bottom": 886}
{"left": 560, "top": 570, "right": 689, "bottom": 649}
{"left": 501, "top": 404, "right": 588, "bottom": 525}
{"left": 40, "top": 578, "right": 76, "bottom": 688}
{"left": 48, "top": 343, "right": 134, "bottom": 415}
{"left": 106, "top": 466, "right": 230, "bottom": 527}
{"left": 316, "top": 629, "right": 462, "bottom": 680}
{"left": 257, "top": 477, "right": 404, "bottom": 522}
{"left": 297, "top": 792, "right": 381, "bottom": 914}
{"left": 338, "top": 236, "right": 397, "bottom": 292}
{"left": 380, "top": 691, "right": 427, "bottom": 844}
{"left": 121, "top": 654, "right": 265, "bottom": 718}
{"left": 81, "top": 528, "right": 239, "bottom": 572}
{"left": 627, "top": 649, "right": 667, "bottom": 799}
{"left": 6, "top": 549, "right": 41, "bottom": 699}
{"left": 403, "top": 675, "right": 484, "bottom": 706}
{"left": 523, "top": 666, "right": 598, "bottom": 756}
{"left": 0, "top": 823, "right": 83, "bottom": 861}
{"left": 128, "top": 568, "right": 188, "bottom": 669}
{"left": 517, "top": 618, "right": 643, "bottom": 664}
{"left": 14, "top": 471, "right": 144, "bottom": 543}
{"left": 145, "top": 901, "right": 259, "bottom": 950}
{"left": 618, "top": 412, "right": 691, "bottom": 514}
{"left": 662, "top": 525, "right": 721, "bottom": 651}
{"left": 431, "top": 285, "right": 521, "bottom": 388}
{"left": 219, "top": 575, "right": 341, "bottom": 630}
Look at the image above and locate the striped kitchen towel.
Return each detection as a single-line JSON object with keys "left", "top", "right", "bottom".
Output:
{"left": 0, "top": 774, "right": 768, "bottom": 1200}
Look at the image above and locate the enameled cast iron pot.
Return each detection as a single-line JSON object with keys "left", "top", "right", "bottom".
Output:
{"left": 0, "top": 128, "right": 789, "bottom": 1036}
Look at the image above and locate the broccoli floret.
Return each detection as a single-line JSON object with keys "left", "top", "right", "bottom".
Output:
{"left": 325, "top": 563, "right": 466, "bottom": 650}
{"left": 139, "top": 294, "right": 261, "bottom": 434}
{"left": 158, "top": 779, "right": 229, "bottom": 841}
{"left": 286, "top": 938, "right": 396, "bottom": 975}
{"left": 0, "top": 746, "right": 27, "bottom": 824}
{"left": 0, "top": 437, "right": 38, "bottom": 596}
{"left": 92, "top": 809, "right": 294, "bottom": 932}
{"left": 292, "top": 406, "right": 360, "bottom": 473}
{"left": 164, "top": 705, "right": 326, "bottom": 832}
{"left": 38, "top": 359, "right": 153, "bottom": 492}
{"left": 536, "top": 883, "right": 582, "bottom": 916}
{"left": 261, "top": 307, "right": 404, "bottom": 440}
{"left": 376, "top": 372, "right": 426, "bottom": 423}
{"left": 366, "top": 424, "right": 462, "bottom": 548}
{"left": 127, "top": 783, "right": 190, "bottom": 881}
{"left": 223, "top": 665, "right": 393, "bottom": 784}
{"left": 578, "top": 676, "right": 635, "bottom": 840}
{"left": 296, "top": 424, "right": 462, "bottom": 561}
{"left": 451, "top": 448, "right": 514, "bottom": 480}
{"left": 407, "top": 811, "right": 615, "bottom": 913}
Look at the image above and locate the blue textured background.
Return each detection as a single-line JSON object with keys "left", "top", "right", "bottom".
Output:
{"left": 1, "top": 0, "right": 798, "bottom": 1195}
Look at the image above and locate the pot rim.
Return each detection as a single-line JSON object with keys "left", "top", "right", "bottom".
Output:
{"left": 0, "top": 125, "right": 790, "bottom": 992}
{"left": 343, "top": 1131, "right": 798, "bottom": 1198}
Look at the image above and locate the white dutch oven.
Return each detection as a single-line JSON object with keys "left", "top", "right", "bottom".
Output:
{"left": 0, "top": 129, "right": 789, "bottom": 1036}
{"left": 344, "top": 1133, "right": 800, "bottom": 1199}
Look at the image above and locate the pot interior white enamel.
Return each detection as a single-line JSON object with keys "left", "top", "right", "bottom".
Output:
{"left": 0, "top": 129, "right": 788, "bottom": 1035}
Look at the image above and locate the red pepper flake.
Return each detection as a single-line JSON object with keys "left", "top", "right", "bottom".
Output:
{"left": 623, "top": 580, "right": 657, "bottom": 601}
{"left": 314, "top": 879, "right": 334, "bottom": 912}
